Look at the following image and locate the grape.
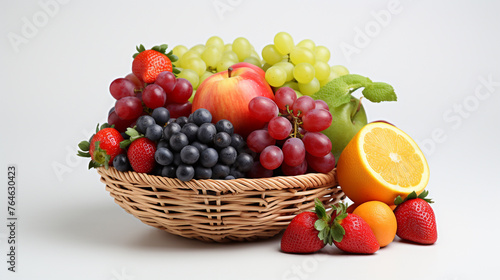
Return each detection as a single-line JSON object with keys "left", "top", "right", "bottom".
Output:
{"left": 192, "top": 108, "right": 212, "bottom": 125}
{"left": 145, "top": 124, "right": 163, "bottom": 141}
{"left": 225, "top": 175, "right": 236, "bottom": 180}
{"left": 189, "top": 44, "right": 206, "bottom": 55}
{"left": 281, "top": 160, "right": 307, "bottom": 176}
{"left": 165, "top": 102, "right": 192, "bottom": 118}
{"left": 115, "top": 96, "right": 143, "bottom": 120}
{"left": 191, "top": 141, "right": 208, "bottom": 153}
{"left": 109, "top": 78, "right": 136, "bottom": 100}
{"left": 142, "top": 84, "right": 167, "bottom": 109}
{"left": 163, "top": 122, "right": 182, "bottom": 141}
{"left": 179, "top": 51, "right": 200, "bottom": 65}
{"left": 302, "top": 132, "right": 332, "bottom": 157}
{"left": 296, "top": 39, "right": 316, "bottom": 51}
{"left": 113, "top": 154, "right": 130, "bottom": 172}
{"left": 175, "top": 116, "right": 188, "bottom": 127}
{"left": 195, "top": 166, "right": 212, "bottom": 179}
{"left": 230, "top": 167, "right": 245, "bottom": 179}
{"left": 282, "top": 81, "right": 300, "bottom": 92}
{"left": 265, "top": 66, "right": 287, "bottom": 87}
{"left": 274, "top": 32, "right": 294, "bottom": 55}
{"left": 180, "top": 145, "right": 200, "bottom": 165}
{"left": 161, "top": 165, "right": 176, "bottom": 178}
{"left": 107, "top": 111, "right": 134, "bottom": 133}
{"left": 243, "top": 57, "right": 261, "bottom": 67}
{"left": 246, "top": 130, "right": 276, "bottom": 153}
{"left": 268, "top": 116, "right": 292, "bottom": 140}
{"left": 293, "top": 63, "right": 315, "bottom": 84}
{"left": 298, "top": 78, "right": 320, "bottom": 96}
{"left": 169, "top": 78, "right": 193, "bottom": 104}
{"left": 212, "top": 164, "right": 230, "bottom": 179}
{"left": 235, "top": 153, "right": 254, "bottom": 172}
{"left": 169, "top": 132, "right": 189, "bottom": 152}
{"left": 217, "top": 59, "right": 236, "bottom": 72}
{"left": 230, "top": 134, "right": 246, "bottom": 151}
{"left": 172, "top": 45, "right": 188, "bottom": 59}
{"left": 213, "top": 132, "right": 232, "bottom": 149}
{"left": 232, "top": 37, "right": 252, "bottom": 61}
{"left": 223, "top": 43, "right": 232, "bottom": 52}
{"left": 219, "top": 146, "right": 237, "bottom": 165}
{"left": 282, "top": 138, "right": 306, "bottom": 167}
{"left": 262, "top": 44, "right": 283, "bottom": 65}
{"left": 206, "top": 36, "right": 224, "bottom": 51}
{"left": 157, "top": 139, "right": 169, "bottom": 150}
{"left": 181, "top": 123, "right": 199, "bottom": 142}
{"left": 314, "top": 100, "right": 329, "bottom": 111}
{"left": 197, "top": 123, "right": 217, "bottom": 144}
{"left": 200, "top": 147, "right": 219, "bottom": 168}
{"left": 291, "top": 95, "right": 315, "bottom": 117}
{"left": 155, "top": 71, "right": 176, "bottom": 93}
{"left": 275, "top": 87, "right": 298, "bottom": 111}
{"left": 177, "top": 69, "right": 199, "bottom": 89}
{"left": 124, "top": 73, "right": 144, "bottom": 91}
{"left": 248, "top": 96, "right": 279, "bottom": 122}
{"left": 302, "top": 109, "right": 333, "bottom": 132}
{"left": 314, "top": 61, "right": 331, "bottom": 81}
{"left": 155, "top": 147, "right": 174, "bottom": 166}
{"left": 314, "top": 46, "right": 331, "bottom": 63}
{"left": 176, "top": 165, "right": 195, "bottom": 181}
{"left": 215, "top": 119, "right": 234, "bottom": 135}
{"left": 201, "top": 45, "right": 222, "bottom": 68}
{"left": 151, "top": 107, "right": 170, "bottom": 126}
{"left": 290, "top": 47, "right": 315, "bottom": 65}
{"left": 182, "top": 56, "right": 206, "bottom": 76}
{"left": 247, "top": 162, "right": 273, "bottom": 178}
{"left": 331, "top": 65, "right": 350, "bottom": 77}
{"left": 199, "top": 71, "right": 214, "bottom": 85}
{"left": 306, "top": 152, "right": 335, "bottom": 173}
{"left": 221, "top": 51, "right": 239, "bottom": 62}
{"left": 274, "top": 61, "right": 294, "bottom": 82}
{"left": 260, "top": 146, "right": 283, "bottom": 170}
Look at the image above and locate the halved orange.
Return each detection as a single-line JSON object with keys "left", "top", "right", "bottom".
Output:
{"left": 336, "top": 122, "right": 429, "bottom": 205}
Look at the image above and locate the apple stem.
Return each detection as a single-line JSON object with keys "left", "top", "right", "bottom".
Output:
{"left": 228, "top": 67, "right": 233, "bottom": 78}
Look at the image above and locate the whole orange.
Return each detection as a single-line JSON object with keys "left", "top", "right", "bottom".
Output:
{"left": 352, "top": 201, "right": 397, "bottom": 247}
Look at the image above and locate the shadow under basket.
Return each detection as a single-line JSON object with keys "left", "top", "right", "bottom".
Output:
{"left": 97, "top": 167, "right": 344, "bottom": 242}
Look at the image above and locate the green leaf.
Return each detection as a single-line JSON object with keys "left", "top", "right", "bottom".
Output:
{"left": 340, "top": 74, "right": 372, "bottom": 89}
{"left": 311, "top": 74, "right": 371, "bottom": 108}
{"left": 120, "top": 139, "right": 132, "bottom": 149}
{"left": 394, "top": 195, "right": 404, "bottom": 205}
{"left": 77, "top": 151, "right": 91, "bottom": 158}
{"left": 314, "top": 198, "right": 327, "bottom": 220}
{"left": 315, "top": 219, "right": 327, "bottom": 231}
{"left": 362, "top": 82, "right": 397, "bottom": 103}
{"left": 78, "top": 141, "right": 90, "bottom": 151}
{"left": 331, "top": 223, "right": 345, "bottom": 243}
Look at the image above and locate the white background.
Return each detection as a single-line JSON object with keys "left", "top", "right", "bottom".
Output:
{"left": 1, "top": 0, "right": 500, "bottom": 279}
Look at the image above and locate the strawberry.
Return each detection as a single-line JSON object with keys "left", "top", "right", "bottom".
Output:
{"left": 126, "top": 137, "right": 157, "bottom": 173}
{"left": 78, "top": 123, "right": 124, "bottom": 169}
{"left": 132, "top": 44, "right": 179, "bottom": 84}
{"left": 280, "top": 199, "right": 331, "bottom": 253}
{"left": 394, "top": 190, "right": 437, "bottom": 245}
{"left": 331, "top": 203, "right": 380, "bottom": 254}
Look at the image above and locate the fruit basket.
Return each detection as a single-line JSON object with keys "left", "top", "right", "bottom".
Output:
{"left": 97, "top": 166, "right": 343, "bottom": 242}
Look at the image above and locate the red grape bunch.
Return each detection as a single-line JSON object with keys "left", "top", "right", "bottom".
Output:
{"left": 108, "top": 71, "right": 194, "bottom": 133}
{"left": 246, "top": 87, "right": 335, "bottom": 177}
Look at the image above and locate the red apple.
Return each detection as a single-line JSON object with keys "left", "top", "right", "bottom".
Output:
{"left": 231, "top": 62, "right": 266, "bottom": 79}
{"left": 192, "top": 67, "right": 274, "bottom": 137}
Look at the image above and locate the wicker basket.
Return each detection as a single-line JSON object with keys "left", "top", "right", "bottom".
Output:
{"left": 97, "top": 167, "right": 344, "bottom": 242}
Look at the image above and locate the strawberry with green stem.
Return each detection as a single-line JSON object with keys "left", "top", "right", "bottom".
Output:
{"left": 330, "top": 202, "right": 380, "bottom": 254}
{"left": 120, "top": 127, "right": 157, "bottom": 174}
{"left": 132, "top": 44, "right": 180, "bottom": 84}
{"left": 77, "top": 123, "right": 124, "bottom": 169}
{"left": 394, "top": 190, "right": 438, "bottom": 245}
{"left": 280, "top": 199, "right": 332, "bottom": 253}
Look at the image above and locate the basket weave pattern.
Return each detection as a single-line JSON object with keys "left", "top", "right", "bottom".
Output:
{"left": 98, "top": 167, "right": 343, "bottom": 242}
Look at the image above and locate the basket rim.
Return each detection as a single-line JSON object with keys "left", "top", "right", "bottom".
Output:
{"left": 97, "top": 167, "right": 337, "bottom": 194}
